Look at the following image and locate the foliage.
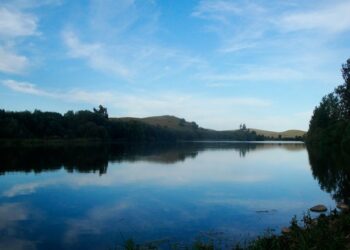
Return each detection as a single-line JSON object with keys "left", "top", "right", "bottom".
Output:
{"left": 93, "top": 104, "right": 108, "bottom": 119}
{"left": 167, "top": 211, "right": 350, "bottom": 250}
{"left": 307, "top": 58, "right": 350, "bottom": 152}
{"left": 240, "top": 124, "right": 247, "bottom": 130}
{"left": 0, "top": 106, "right": 268, "bottom": 142}
{"left": 242, "top": 210, "right": 350, "bottom": 250}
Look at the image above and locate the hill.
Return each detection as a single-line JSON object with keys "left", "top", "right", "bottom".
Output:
{"left": 114, "top": 115, "right": 305, "bottom": 139}
{"left": 115, "top": 115, "right": 201, "bottom": 132}
{"left": 250, "top": 128, "right": 306, "bottom": 139}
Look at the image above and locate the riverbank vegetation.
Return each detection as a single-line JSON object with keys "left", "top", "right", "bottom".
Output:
{"left": 117, "top": 210, "right": 350, "bottom": 250}
{"left": 0, "top": 106, "right": 298, "bottom": 142}
{"left": 237, "top": 210, "right": 350, "bottom": 250}
{"left": 307, "top": 58, "right": 350, "bottom": 153}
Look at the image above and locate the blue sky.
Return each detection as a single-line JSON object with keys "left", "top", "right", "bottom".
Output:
{"left": 0, "top": 0, "right": 349, "bottom": 131}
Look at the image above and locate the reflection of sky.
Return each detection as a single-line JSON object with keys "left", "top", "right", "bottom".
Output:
{"left": 0, "top": 144, "right": 334, "bottom": 249}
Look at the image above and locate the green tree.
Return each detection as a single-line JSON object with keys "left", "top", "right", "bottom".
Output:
{"left": 309, "top": 93, "right": 340, "bottom": 131}
{"left": 335, "top": 59, "right": 350, "bottom": 118}
{"left": 93, "top": 105, "right": 108, "bottom": 119}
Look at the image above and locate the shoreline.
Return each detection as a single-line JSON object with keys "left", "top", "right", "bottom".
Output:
{"left": 0, "top": 138, "right": 304, "bottom": 147}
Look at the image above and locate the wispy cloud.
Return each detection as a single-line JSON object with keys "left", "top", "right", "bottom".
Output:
{"left": 197, "top": 67, "right": 305, "bottom": 82}
{"left": 192, "top": 0, "right": 242, "bottom": 22}
{"left": 0, "top": 0, "right": 62, "bottom": 9}
{"left": 191, "top": 0, "right": 349, "bottom": 94}
{"left": 280, "top": 1, "right": 350, "bottom": 33}
{"left": 89, "top": 0, "right": 139, "bottom": 36}
{"left": 0, "top": 6, "right": 38, "bottom": 74}
{"left": 61, "top": 0, "right": 206, "bottom": 83}
{"left": 62, "top": 28, "right": 205, "bottom": 82}
{"left": 0, "top": 0, "right": 64, "bottom": 75}
{"left": 0, "top": 48, "right": 28, "bottom": 74}
{"left": 0, "top": 1, "right": 57, "bottom": 75}
{"left": 192, "top": 0, "right": 268, "bottom": 53}
{"left": 2, "top": 79, "right": 114, "bottom": 105}
{"left": 192, "top": 0, "right": 350, "bottom": 54}
{"left": 63, "top": 30, "right": 132, "bottom": 79}
{"left": 2, "top": 80, "right": 42, "bottom": 95}
{"left": 0, "top": 7, "right": 37, "bottom": 38}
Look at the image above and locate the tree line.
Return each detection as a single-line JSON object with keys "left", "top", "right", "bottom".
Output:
{"left": 307, "top": 58, "right": 350, "bottom": 152}
{"left": 0, "top": 106, "right": 267, "bottom": 142}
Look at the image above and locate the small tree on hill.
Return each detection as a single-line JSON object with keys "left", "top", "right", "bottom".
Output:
{"left": 93, "top": 105, "right": 108, "bottom": 119}
{"left": 240, "top": 123, "right": 247, "bottom": 130}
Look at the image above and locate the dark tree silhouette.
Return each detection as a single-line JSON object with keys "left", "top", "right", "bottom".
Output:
{"left": 307, "top": 58, "right": 350, "bottom": 151}
{"left": 0, "top": 108, "right": 270, "bottom": 141}
{"left": 93, "top": 105, "right": 108, "bottom": 119}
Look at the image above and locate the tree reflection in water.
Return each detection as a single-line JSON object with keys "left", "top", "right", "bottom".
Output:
{"left": 0, "top": 142, "right": 305, "bottom": 176}
{"left": 307, "top": 145, "right": 350, "bottom": 203}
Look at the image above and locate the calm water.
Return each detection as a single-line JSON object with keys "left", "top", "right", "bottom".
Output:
{"left": 0, "top": 142, "right": 342, "bottom": 249}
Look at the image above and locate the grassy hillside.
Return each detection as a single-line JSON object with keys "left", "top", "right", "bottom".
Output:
{"left": 115, "top": 115, "right": 201, "bottom": 132}
{"left": 113, "top": 115, "right": 305, "bottom": 139}
{"left": 250, "top": 128, "right": 306, "bottom": 139}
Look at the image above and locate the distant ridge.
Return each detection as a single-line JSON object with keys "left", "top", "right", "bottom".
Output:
{"left": 249, "top": 128, "right": 306, "bottom": 139}
{"left": 113, "top": 115, "right": 306, "bottom": 138}
{"left": 114, "top": 115, "right": 201, "bottom": 131}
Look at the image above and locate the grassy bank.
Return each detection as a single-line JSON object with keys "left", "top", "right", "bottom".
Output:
{"left": 237, "top": 210, "right": 350, "bottom": 250}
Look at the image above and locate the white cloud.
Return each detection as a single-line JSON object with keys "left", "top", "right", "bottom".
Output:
{"left": 192, "top": 0, "right": 273, "bottom": 59}
{"left": 0, "top": 48, "right": 28, "bottom": 74}
{"left": 89, "top": 0, "right": 138, "bottom": 35}
{"left": 192, "top": 0, "right": 242, "bottom": 22}
{"left": 197, "top": 67, "right": 305, "bottom": 82}
{"left": 2, "top": 79, "right": 114, "bottom": 105}
{"left": 60, "top": 0, "right": 207, "bottom": 82}
{"left": 62, "top": 29, "right": 206, "bottom": 82}
{"left": 280, "top": 1, "right": 350, "bottom": 33}
{"left": 218, "top": 42, "right": 257, "bottom": 53}
{"left": 3, "top": 79, "right": 51, "bottom": 96}
{"left": 0, "top": 5, "right": 41, "bottom": 74}
{"left": 0, "top": 1, "right": 61, "bottom": 74}
{"left": 62, "top": 31, "right": 132, "bottom": 79}
{"left": 2, "top": 79, "right": 270, "bottom": 108}
{"left": 1, "top": 0, "right": 62, "bottom": 9}
{"left": 0, "top": 7, "right": 37, "bottom": 38}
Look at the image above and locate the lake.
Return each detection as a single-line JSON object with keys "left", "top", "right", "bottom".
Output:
{"left": 0, "top": 142, "right": 341, "bottom": 249}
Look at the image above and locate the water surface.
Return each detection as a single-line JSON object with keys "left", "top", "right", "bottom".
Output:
{"left": 0, "top": 142, "right": 339, "bottom": 249}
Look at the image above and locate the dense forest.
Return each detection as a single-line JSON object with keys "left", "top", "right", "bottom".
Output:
{"left": 0, "top": 105, "right": 267, "bottom": 142}
{"left": 307, "top": 58, "right": 350, "bottom": 152}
